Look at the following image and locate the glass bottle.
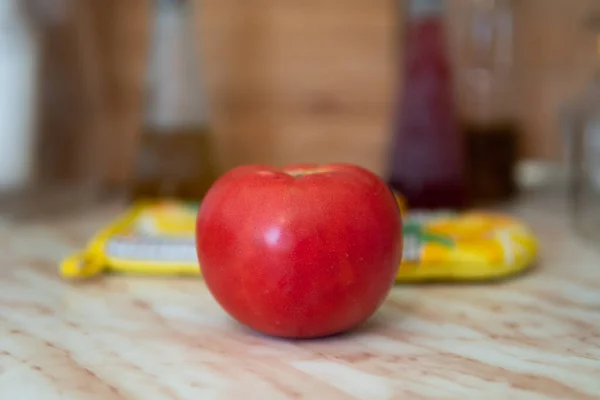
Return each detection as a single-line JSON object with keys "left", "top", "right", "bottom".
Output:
{"left": 388, "top": 0, "right": 469, "bottom": 210}
{"left": 457, "top": 0, "right": 520, "bottom": 206}
{"left": 132, "top": 0, "right": 217, "bottom": 201}
{"left": 564, "top": 11, "right": 600, "bottom": 243}
{"left": 0, "top": 0, "right": 38, "bottom": 194}
{"left": 0, "top": 0, "right": 108, "bottom": 219}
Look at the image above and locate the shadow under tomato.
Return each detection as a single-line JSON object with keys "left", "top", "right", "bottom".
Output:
{"left": 226, "top": 312, "right": 400, "bottom": 343}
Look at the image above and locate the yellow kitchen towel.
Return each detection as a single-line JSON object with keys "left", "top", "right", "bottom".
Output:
{"left": 60, "top": 196, "right": 538, "bottom": 282}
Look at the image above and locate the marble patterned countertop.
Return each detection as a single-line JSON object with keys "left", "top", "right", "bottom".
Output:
{"left": 0, "top": 190, "right": 599, "bottom": 400}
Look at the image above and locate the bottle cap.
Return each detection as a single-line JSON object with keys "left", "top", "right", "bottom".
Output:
{"left": 408, "top": 0, "right": 444, "bottom": 18}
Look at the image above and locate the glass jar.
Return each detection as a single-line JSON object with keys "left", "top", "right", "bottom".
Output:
{"left": 564, "top": 11, "right": 600, "bottom": 243}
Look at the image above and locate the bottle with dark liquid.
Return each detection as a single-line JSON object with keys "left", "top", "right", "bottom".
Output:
{"left": 132, "top": 0, "right": 217, "bottom": 201}
{"left": 457, "top": 0, "right": 520, "bottom": 205}
{"left": 388, "top": 0, "right": 469, "bottom": 210}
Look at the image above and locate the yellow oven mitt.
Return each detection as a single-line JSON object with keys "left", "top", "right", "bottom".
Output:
{"left": 60, "top": 195, "right": 538, "bottom": 282}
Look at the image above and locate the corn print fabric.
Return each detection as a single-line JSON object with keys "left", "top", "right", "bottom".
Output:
{"left": 60, "top": 196, "right": 538, "bottom": 282}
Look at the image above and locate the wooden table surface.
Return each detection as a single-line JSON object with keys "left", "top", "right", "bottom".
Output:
{"left": 0, "top": 190, "right": 599, "bottom": 400}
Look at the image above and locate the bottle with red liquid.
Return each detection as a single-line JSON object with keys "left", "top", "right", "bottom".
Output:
{"left": 388, "top": 0, "right": 469, "bottom": 210}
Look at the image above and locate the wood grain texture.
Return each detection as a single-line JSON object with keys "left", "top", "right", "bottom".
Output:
{"left": 32, "top": 0, "right": 108, "bottom": 185}
{"left": 91, "top": 0, "right": 150, "bottom": 187}
{"left": 0, "top": 191, "right": 599, "bottom": 399}
{"left": 90, "top": 0, "right": 599, "bottom": 186}
{"left": 197, "top": 0, "right": 397, "bottom": 175}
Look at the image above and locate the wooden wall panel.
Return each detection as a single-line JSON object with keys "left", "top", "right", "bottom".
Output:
{"left": 515, "top": 0, "right": 599, "bottom": 160}
{"left": 92, "top": 0, "right": 600, "bottom": 186}
{"left": 198, "top": 0, "right": 397, "bottom": 174}
{"left": 91, "top": 0, "right": 150, "bottom": 188}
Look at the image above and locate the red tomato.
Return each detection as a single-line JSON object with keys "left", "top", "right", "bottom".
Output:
{"left": 196, "top": 163, "right": 402, "bottom": 338}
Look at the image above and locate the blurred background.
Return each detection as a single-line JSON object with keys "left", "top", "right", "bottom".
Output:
{"left": 1, "top": 0, "right": 599, "bottom": 217}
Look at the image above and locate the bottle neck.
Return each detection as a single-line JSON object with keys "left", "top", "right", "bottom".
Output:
{"left": 146, "top": 0, "right": 208, "bottom": 129}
